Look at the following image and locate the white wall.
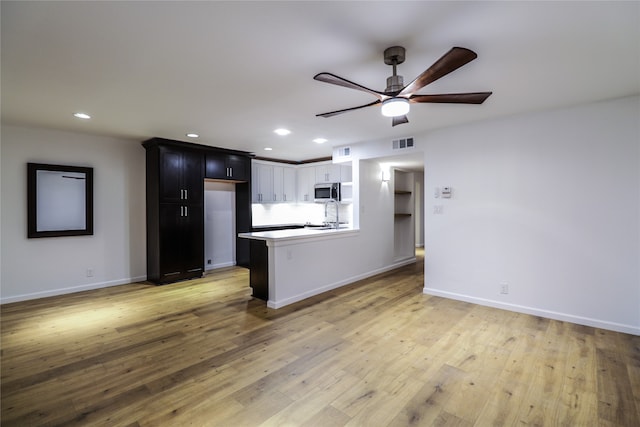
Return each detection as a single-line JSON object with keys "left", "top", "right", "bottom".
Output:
{"left": 265, "top": 158, "right": 412, "bottom": 308}
{"left": 3, "top": 97, "right": 637, "bottom": 335}
{"left": 423, "top": 96, "right": 640, "bottom": 334}
{"left": 251, "top": 200, "right": 352, "bottom": 227}
{"left": 358, "top": 159, "right": 397, "bottom": 266}
{"left": 204, "top": 181, "right": 236, "bottom": 270}
{"left": 0, "top": 125, "right": 147, "bottom": 303}
{"left": 414, "top": 171, "right": 425, "bottom": 248}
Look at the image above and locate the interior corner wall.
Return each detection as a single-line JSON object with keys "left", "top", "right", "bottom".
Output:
{"left": 423, "top": 96, "right": 640, "bottom": 335}
{"left": 414, "top": 171, "right": 425, "bottom": 247}
{"left": 0, "top": 124, "right": 147, "bottom": 303}
{"left": 204, "top": 181, "right": 236, "bottom": 270}
{"left": 358, "top": 159, "right": 395, "bottom": 267}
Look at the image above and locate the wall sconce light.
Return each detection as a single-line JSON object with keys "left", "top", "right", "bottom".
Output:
{"left": 381, "top": 170, "right": 390, "bottom": 182}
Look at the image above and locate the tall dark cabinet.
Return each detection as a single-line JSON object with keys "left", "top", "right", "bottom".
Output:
{"left": 144, "top": 139, "right": 205, "bottom": 284}
{"left": 143, "top": 137, "right": 253, "bottom": 285}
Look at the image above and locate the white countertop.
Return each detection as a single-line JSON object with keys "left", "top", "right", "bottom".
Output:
{"left": 238, "top": 227, "right": 358, "bottom": 243}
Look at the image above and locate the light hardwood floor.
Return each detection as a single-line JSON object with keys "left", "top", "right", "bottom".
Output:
{"left": 2, "top": 251, "right": 639, "bottom": 426}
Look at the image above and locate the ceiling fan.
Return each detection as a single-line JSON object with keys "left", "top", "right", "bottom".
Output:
{"left": 314, "top": 46, "right": 492, "bottom": 126}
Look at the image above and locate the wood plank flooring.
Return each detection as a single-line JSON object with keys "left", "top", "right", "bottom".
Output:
{"left": 2, "top": 251, "right": 639, "bottom": 426}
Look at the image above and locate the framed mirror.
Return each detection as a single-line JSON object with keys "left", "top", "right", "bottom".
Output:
{"left": 27, "top": 163, "right": 94, "bottom": 238}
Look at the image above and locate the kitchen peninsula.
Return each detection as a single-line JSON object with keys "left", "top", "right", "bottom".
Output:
{"left": 239, "top": 227, "right": 358, "bottom": 308}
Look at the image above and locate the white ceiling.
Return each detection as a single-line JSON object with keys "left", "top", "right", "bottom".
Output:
{"left": 2, "top": 1, "right": 639, "bottom": 163}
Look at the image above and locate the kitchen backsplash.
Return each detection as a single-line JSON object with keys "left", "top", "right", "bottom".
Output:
{"left": 252, "top": 203, "right": 352, "bottom": 227}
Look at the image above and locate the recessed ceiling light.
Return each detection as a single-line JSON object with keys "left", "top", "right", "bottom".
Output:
{"left": 73, "top": 112, "right": 91, "bottom": 119}
{"left": 264, "top": 147, "right": 273, "bottom": 151}
{"left": 186, "top": 133, "right": 199, "bottom": 138}
{"left": 273, "top": 128, "right": 291, "bottom": 136}
{"left": 313, "top": 138, "right": 327, "bottom": 144}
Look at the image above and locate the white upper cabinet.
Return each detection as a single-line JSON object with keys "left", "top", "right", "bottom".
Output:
{"left": 252, "top": 161, "right": 274, "bottom": 203}
{"left": 315, "top": 161, "right": 352, "bottom": 183}
{"left": 272, "top": 166, "right": 284, "bottom": 202}
{"left": 253, "top": 159, "right": 352, "bottom": 204}
{"left": 253, "top": 160, "right": 296, "bottom": 203}
{"left": 340, "top": 164, "right": 352, "bottom": 182}
{"left": 272, "top": 165, "right": 296, "bottom": 202}
{"left": 297, "top": 165, "right": 316, "bottom": 203}
{"left": 315, "top": 163, "right": 342, "bottom": 183}
{"left": 282, "top": 167, "right": 296, "bottom": 202}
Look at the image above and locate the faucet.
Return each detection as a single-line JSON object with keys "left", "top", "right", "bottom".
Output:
{"left": 324, "top": 198, "right": 340, "bottom": 229}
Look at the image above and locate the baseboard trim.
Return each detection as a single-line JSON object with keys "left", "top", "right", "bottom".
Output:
{"left": 1, "top": 275, "right": 148, "bottom": 305}
{"left": 267, "top": 257, "right": 417, "bottom": 309}
{"left": 422, "top": 287, "right": 639, "bottom": 336}
{"left": 205, "top": 261, "right": 235, "bottom": 271}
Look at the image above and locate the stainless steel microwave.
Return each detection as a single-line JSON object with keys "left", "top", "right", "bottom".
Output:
{"left": 314, "top": 182, "right": 340, "bottom": 202}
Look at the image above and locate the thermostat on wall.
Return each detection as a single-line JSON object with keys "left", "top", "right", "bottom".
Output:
{"left": 441, "top": 186, "right": 452, "bottom": 198}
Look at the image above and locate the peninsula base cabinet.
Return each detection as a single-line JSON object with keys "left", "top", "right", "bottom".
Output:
{"left": 249, "top": 239, "right": 268, "bottom": 300}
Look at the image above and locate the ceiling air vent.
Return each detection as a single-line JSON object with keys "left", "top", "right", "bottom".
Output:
{"left": 392, "top": 137, "right": 414, "bottom": 150}
{"left": 337, "top": 146, "right": 351, "bottom": 157}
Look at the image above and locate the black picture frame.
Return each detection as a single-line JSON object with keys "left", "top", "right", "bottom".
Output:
{"left": 27, "top": 163, "right": 94, "bottom": 238}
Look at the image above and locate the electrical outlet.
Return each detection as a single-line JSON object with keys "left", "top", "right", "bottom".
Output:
{"left": 207, "top": 259, "right": 212, "bottom": 265}
{"left": 86, "top": 268, "right": 94, "bottom": 278}
{"left": 500, "top": 282, "right": 509, "bottom": 294}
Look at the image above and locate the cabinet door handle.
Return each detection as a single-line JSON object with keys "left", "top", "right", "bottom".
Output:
{"left": 180, "top": 206, "right": 184, "bottom": 216}
{"left": 185, "top": 206, "right": 188, "bottom": 216}
{"left": 184, "top": 189, "right": 188, "bottom": 200}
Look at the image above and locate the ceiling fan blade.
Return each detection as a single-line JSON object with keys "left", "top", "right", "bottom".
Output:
{"left": 398, "top": 47, "right": 478, "bottom": 96}
{"left": 316, "top": 100, "right": 382, "bottom": 118}
{"left": 314, "top": 72, "right": 385, "bottom": 99}
{"left": 410, "top": 92, "right": 492, "bottom": 104}
{"left": 392, "top": 115, "right": 409, "bottom": 127}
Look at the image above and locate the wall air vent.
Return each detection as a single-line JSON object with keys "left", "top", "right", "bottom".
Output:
{"left": 337, "top": 146, "right": 351, "bottom": 157}
{"left": 392, "top": 137, "right": 414, "bottom": 150}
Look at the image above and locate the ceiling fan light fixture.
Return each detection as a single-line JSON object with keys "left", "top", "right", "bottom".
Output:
{"left": 381, "top": 98, "right": 409, "bottom": 117}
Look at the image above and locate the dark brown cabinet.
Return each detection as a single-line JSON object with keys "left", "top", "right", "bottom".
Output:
{"left": 205, "top": 153, "right": 250, "bottom": 181}
{"left": 144, "top": 140, "right": 205, "bottom": 284}
{"left": 143, "top": 137, "right": 253, "bottom": 284}
{"left": 249, "top": 239, "right": 268, "bottom": 300}
{"left": 158, "top": 203, "right": 204, "bottom": 281}
{"left": 160, "top": 148, "right": 204, "bottom": 204}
